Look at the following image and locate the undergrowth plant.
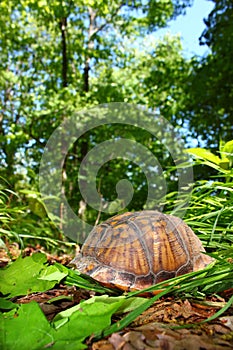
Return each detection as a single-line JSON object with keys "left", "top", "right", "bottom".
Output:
{"left": 166, "top": 140, "right": 233, "bottom": 251}
{"left": 0, "top": 178, "right": 72, "bottom": 253}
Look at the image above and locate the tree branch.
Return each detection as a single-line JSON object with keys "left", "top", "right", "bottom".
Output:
{"left": 83, "top": 3, "right": 125, "bottom": 92}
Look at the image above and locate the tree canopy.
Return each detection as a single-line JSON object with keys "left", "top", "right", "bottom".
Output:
{"left": 184, "top": 0, "right": 233, "bottom": 146}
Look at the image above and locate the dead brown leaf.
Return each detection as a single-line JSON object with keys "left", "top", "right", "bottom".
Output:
{"left": 90, "top": 297, "right": 233, "bottom": 349}
{"left": 219, "top": 316, "right": 233, "bottom": 332}
{"left": 132, "top": 298, "right": 223, "bottom": 327}
{"left": 108, "top": 333, "right": 127, "bottom": 350}
{"left": 92, "top": 339, "right": 115, "bottom": 350}
{"left": 93, "top": 322, "right": 233, "bottom": 350}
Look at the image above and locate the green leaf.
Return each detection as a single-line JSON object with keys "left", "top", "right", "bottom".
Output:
{"left": 0, "top": 295, "right": 130, "bottom": 350}
{"left": 223, "top": 140, "right": 233, "bottom": 154}
{"left": 0, "top": 298, "right": 17, "bottom": 311}
{"left": 222, "top": 139, "right": 233, "bottom": 166}
{"left": 186, "top": 148, "right": 221, "bottom": 165}
{"left": 53, "top": 295, "right": 145, "bottom": 322}
{"left": 93, "top": 285, "right": 176, "bottom": 341}
{"left": 38, "top": 264, "right": 67, "bottom": 282}
{"left": 53, "top": 295, "right": 126, "bottom": 322}
{"left": 28, "top": 197, "right": 48, "bottom": 218}
{"left": 115, "top": 296, "right": 148, "bottom": 314}
{"left": 0, "top": 253, "right": 64, "bottom": 298}
{"left": 0, "top": 302, "right": 54, "bottom": 350}
{"left": 219, "top": 160, "right": 230, "bottom": 170}
{"left": 51, "top": 296, "right": 126, "bottom": 349}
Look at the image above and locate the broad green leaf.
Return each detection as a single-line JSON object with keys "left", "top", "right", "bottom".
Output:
{"left": 1, "top": 293, "right": 145, "bottom": 349}
{"left": 0, "top": 302, "right": 53, "bottom": 350}
{"left": 51, "top": 297, "right": 126, "bottom": 349}
{"left": 0, "top": 298, "right": 17, "bottom": 310}
{"left": 223, "top": 140, "right": 233, "bottom": 153}
{"left": 53, "top": 295, "right": 147, "bottom": 323}
{"left": 219, "top": 160, "right": 230, "bottom": 170}
{"left": 0, "top": 253, "right": 65, "bottom": 298}
{"left": 93, "top": 285, "right": 176, "bottom": 341}
{"left": 38, "top": 264, "right": 67, "bottom": 282}
{"left": 222, "top": 140, "right": 233, "bottom": 165}
{"left": 186, "top": 148, "right": 221, "bottom": 165}
{"left": 115, "top": 296, "right": 148, "bottom": 314}
{"left": 53, "top": 295, "right": 127, "bottom": 322}
{"left": 19, "top": 190, "right": 49, "bottom": 218}
{"left": 0, "top": 296, "right": 130, "bottom": 350}
{"left": 28, "top": 197, "right": 48, "bottom": 218}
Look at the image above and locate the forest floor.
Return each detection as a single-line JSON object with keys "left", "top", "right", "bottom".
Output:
{"left": 1, "top": 244, "right": 233, "bottom": 350}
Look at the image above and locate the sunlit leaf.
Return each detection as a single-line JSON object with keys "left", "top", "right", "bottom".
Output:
{"left": 0, "top": 302, "right": 53, "bottom": 350}
{"left": 186, "top": 148, "right": 221, "bottom": 165}
{"left": 0, "top": 253, "right": 65, "bottom": 298}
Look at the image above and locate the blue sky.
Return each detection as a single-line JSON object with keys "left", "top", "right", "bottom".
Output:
{"left": 156, "top": 0, "right": 214, "bottom": 57}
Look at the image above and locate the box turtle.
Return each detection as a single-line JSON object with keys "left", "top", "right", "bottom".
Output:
{"left": 72, "top": 211, "right": 213, "bottom": 292}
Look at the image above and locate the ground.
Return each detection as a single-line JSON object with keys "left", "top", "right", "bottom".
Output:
{"left": 1, "top": 244, "right": 233, "bottom": 349}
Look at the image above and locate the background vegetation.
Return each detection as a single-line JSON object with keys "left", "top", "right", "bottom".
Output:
{"left": 0, "top": 0, "right": 232, "bottom": 250}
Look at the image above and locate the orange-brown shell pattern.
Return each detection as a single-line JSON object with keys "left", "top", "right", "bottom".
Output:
{"left": 72, "top": 211, "right": 214, "bottom": 292}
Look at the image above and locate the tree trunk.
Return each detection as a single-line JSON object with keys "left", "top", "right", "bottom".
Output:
{"left": 60, "top": 17, "right": 68, "bottom": 88}
{"left": 83, "top": 8, "right": 96, "bottom": 92}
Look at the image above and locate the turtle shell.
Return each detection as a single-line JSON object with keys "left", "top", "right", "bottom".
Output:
{"left": 72, "top": 211, "right": 213, "bottom": 292}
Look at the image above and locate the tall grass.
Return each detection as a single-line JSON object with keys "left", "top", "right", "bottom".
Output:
{"left": 166, "top": 141, "right": 233, "bottom": 252}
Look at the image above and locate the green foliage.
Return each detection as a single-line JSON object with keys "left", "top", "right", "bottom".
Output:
{"left": 185, "top": 0, "right": 233, "bottom": 145}
{"left": 0, "top": 185, "right": 22, "bottom": 245}
{"left": 0, "top": 179, "right": 69, "bottom": 250}
{"left": 50, "top": 296, "right": 130, "bottom": 349}
{"left": 1, "top": 302, "right": 53, "bottom": 350}
{"left": 0, "top": 295, "right": 149, "bottom": 350}
{"left": 166, "top": 140, "right": 233, "bottom": 250}
{"left": 187, "top": 139, "right": 233, "bottom": 172}
{"left": 0, "top": 253, "right": 66, "bottom": 298}
{"left": 0, "top": 253, "right": 148, "bottom": 349}
{"left": 0, "top": 0, "right": 194, "bottom": 233}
